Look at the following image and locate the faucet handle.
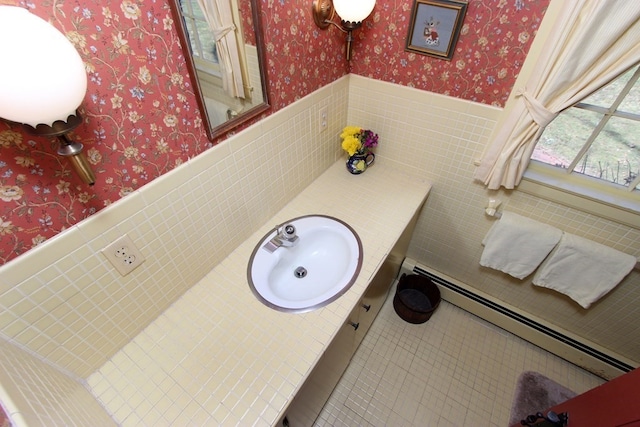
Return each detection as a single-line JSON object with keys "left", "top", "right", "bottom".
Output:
{"left": 282, "top": 224, "right": 297, "bottom": 239}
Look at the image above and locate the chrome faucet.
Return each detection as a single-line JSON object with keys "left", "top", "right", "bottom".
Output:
{"left": 262, "top": 223, "right": 299, "bottom": 253}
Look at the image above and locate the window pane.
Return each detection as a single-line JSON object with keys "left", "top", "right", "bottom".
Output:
{"left": 198, "top": 26, "right": 217, "bottom": 63}
{"left": 532, "top": 108, "right": 599, "bottom": 168}
{"left": 179, "top": 0, "right": 218, "bottom": 63}
{"left": 574, "top": 116, "right": 640, "bottom": 187}
{"left": 618, "top": 72, "right": 640, "bottom": 115}
{"left": 582, "top": 67, "right": 635, "bottom": 108}
{"left": 179, "top": 1, "right": 199, "bottom": 57}
{"left": 183, "top": 19, "right": 199, "bottom": 57}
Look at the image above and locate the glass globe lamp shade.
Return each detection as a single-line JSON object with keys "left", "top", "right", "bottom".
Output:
{"left": 333, "top": 0, "right": 375, "bottom": 23}
{"left": 0, "top": 6, "right": 87, "bottom": 128}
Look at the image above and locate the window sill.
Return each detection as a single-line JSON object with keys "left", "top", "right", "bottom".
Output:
{"left": 194, "top": 57, "right": 222, "bottom": 78}
{"left": 520, "top": 162, "right": 640, "bottom": 229}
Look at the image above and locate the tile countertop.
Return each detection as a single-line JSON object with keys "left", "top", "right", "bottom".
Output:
{"left": 88, "top": 160, "right": 432, "bottom": 426}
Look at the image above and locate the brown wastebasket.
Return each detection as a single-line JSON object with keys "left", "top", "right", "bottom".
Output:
{"left": 393, "top": 273, "right": 441, "bottom": 324}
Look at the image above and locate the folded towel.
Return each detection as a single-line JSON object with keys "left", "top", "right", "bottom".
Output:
{"left": 480, "top": 212, "right": 562, "bottom": 279}
{"left": 532, "top": 233, "right": 637, "bottom": 309}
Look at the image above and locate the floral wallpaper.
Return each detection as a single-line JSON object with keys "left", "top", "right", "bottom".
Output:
{"left": 350, "top": 0, "right": 548, "bottom": 106}
{"left": 0, "top": 0, "right": 548, "bottom": 265}
{"left": 0, "top": 0, "right": 211, "bottom": 264}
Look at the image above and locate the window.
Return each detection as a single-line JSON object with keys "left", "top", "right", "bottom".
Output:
{"left": 179, "top": 0, "right": 220, "bottom": 74}
{"left": 531, "top": 64, "right": 640, "bottom": 193}
{"left": 521, "top": 64, "right": 640, "bottom": 227}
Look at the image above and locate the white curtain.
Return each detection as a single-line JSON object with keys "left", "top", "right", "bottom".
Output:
{"left": 474, "top": 0, "right": 640, "bottom": 190}
{"left": 197, "top": 0, "right": 245, "bottom": 99}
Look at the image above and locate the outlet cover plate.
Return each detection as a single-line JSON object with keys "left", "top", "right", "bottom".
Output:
{"left": 102, "top": 234, "right": 145, "bottom": 276}
{"left": 319, "top": 106, "right": 328, "bottom": 133}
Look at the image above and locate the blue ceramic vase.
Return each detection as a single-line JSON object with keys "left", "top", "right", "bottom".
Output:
{"left": 346, "top": 151, "right": 375, "bottom": 174}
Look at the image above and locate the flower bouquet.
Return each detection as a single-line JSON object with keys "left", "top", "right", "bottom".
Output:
{"left": 340, "top": 126, "right": 379, "bottom": 174}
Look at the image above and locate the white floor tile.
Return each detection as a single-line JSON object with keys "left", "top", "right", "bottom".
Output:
{"left": 316, "top": 294, "right": 605, "bottom": 426}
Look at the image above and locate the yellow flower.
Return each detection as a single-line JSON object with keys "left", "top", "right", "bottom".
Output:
{"left": 341, "top": 135, "right": 361, "bottom": 156}
{"left": 340, "top": 126, "right": 364, "bottom": 156}
{"left": 340, "top": 126, "right": 362, "bottom": 140}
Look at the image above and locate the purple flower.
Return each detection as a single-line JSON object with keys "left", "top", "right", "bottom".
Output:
{"left": 361, "top": 130, "right": 379, "bottom": 149}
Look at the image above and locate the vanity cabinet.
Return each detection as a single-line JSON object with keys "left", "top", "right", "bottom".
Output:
{"left": 281, "top": 209, "right": 421, "bottom": 426}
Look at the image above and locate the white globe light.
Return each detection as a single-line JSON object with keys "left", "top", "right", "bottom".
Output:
{"left": 0, "top": 6, "right": 87, "bottom": 127}
{"left": 333, "top": 0, "right": 376, "bottom": 23}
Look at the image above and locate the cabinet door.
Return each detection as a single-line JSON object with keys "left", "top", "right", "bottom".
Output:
{"left": 283, "top": 311, "right": 358, "bottom": 426}
{"left": 355, "top": 266, "right": 394, "bottom": 347}
{"left": 355, "top": 208, "right": 420, "bottom": 346}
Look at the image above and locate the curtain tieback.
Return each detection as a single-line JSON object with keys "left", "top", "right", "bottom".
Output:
{"left": 213, "top": 24, "right": 236, "bottom": 42}
{"left": 515, "top": 88, "right": 557, "bottom": 128}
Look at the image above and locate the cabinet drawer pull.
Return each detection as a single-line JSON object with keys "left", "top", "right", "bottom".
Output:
{"left": 361, "top": 303, "right": 371, "bottom": 312}
{"left": 348, "top": 321, "right": 359, "bottom": 330}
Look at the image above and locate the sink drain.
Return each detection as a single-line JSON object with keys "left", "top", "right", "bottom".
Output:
{"left": 293, "top": 266, "right": 307, "bottom": 278}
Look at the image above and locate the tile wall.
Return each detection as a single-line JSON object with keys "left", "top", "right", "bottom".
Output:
{"left": 0, "top": 342, "right": 114, "bottom": 426}
{"left": 346, "top": 75, "right": 640, "bottom": 365}
{"left": 0, "top": 77, "right": 348, "bottom": 424}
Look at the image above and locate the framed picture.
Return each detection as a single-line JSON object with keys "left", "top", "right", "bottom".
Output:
{"left": 405, "top": 0, "right": 468, "bottom": 60}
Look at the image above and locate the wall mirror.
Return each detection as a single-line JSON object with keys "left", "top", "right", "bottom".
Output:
{"left": 169, "top": 0, "right": 270, "bottom": 140}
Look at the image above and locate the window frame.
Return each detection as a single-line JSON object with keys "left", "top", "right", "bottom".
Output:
{"left": 495, "top": 1, "right": 640, "bottom": 229}
{"left": 533, "top": 64, "right": 640, "bottom": 192}
{"left": 521, "top": 161, "right": 640, "bottom": 228}
{"left": 523, "top": 63, "right": 640, "bottom": 228}
{"left": 518, "top": 64, "right": 640, "bottom": 228}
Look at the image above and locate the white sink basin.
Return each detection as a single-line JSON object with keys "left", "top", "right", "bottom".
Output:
{"left": 247, "top": 215, "right": 363, "bottom": 312}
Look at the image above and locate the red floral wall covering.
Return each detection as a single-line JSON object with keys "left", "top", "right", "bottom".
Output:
{"left": 0, "top": 0, "right": 548, "bottom": 265}
{"left": 351, "top": 0, "right": 548, "bottom": 106}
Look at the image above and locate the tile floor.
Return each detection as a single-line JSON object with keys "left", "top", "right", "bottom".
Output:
{"left": 315, "top": 293, "right": 605, "bottom": 426}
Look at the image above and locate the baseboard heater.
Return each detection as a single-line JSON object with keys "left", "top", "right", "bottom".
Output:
{"left": 401, "top": 258, "right": 636, "bottom": 380}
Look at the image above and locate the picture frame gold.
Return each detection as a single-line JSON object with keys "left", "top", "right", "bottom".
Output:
{"left": 405, "top": 0, "right": 468, "bottom": 60}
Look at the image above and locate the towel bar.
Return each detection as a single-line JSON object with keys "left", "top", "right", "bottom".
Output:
{"left": 485, "top": 209, "right": 502, "bottom": 218}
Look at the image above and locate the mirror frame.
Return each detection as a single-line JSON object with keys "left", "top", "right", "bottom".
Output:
{"left": 168, "top": 0, "right": 271, "bottom": 140}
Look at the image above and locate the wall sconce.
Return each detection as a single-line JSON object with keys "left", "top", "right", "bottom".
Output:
{"left": 312, "top": 0, "right": 376, "bottom": 61}
{"left": 0, "top": 6, "right": 95, "bottom": 185}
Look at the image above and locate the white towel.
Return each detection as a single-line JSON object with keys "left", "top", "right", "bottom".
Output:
{"left": 480, "top": 212, "right": 562, "bottom": 279}
{"left": 532, "top": 233, "right": 637, "bottom": 309}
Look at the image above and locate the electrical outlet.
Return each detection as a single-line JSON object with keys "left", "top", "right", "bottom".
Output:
{"left": 319, "top": 106, "right": 328, "bottom": 133}
{"left": 102, "top": 234, "right": 145, "bottom": 276}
